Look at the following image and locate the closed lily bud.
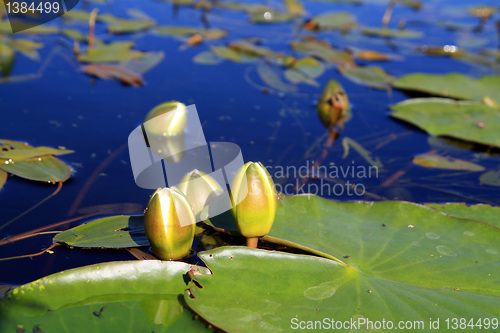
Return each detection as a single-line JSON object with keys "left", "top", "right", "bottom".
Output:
{"left": 230, "top": 161, "right": 277, "bottom": 248}
{"left": 144, "top": 187, "right": 195, "bottom": 260}
{"left": 178, "top": 169, "right": 224, "bottom": 218}
{"left": 317, "top": 79, "right": 350, "bottom": 131}
{"left": 143, "top": 101, "right": 187, "bottom": 137}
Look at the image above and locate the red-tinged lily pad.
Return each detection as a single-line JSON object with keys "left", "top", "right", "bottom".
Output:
{"left": 413, "top": 152, "right": 485, "bottom": 171}
{"left": 82, "top": 63, "right": 143, "bottom": 86}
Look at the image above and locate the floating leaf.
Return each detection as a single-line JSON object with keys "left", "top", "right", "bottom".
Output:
{"left": 0, "top": 155, "right": 72, "bottom": 182}
{"left": 399, "top": 0, "right": 423, "bottom": 10}
{"left": 468, "top": 5, "right": 498, "bottom": 19}
{"left": 362, "top": 27, "right": 423, "bottom": 38}
{"left": 348, "top": 47, "right": 396, "bottom": 61}
{"left": 257, "top": 63, "right": 297, "bottom": 92}
{"left": 82, "top": 64, "right": 144, "bottom": 86}
{"left": 393, "top": 73, "right": 500, "bottom": 103}
{"left": 291, "top": 38, "right": 353, "bottom": 65}
{"left": 479, "top": 170, "right": 500, "bottom": 187}
{"left": 0, "top": 169, "right": 6, "bottom": 190}
{"left": 284, "top": 0, "right": 305, "bottom": 15}
{"left": 211, "top": 46, "right": 243, "bottom": 63}
{"left": 342, "top": 137, "right": 383, "bottom": 168}
{"left": 228, "top": 40, "right": 283, "bottom": 59}
{"left": 54, "top": 215, "right": 148, "bottom": 248}
{"left": 7, "top": 39, "right": 43, "bottom": 60}
{"left": 425, "top": 202, "right": 500, "bottom": 228}
{"left": 0, "top": 42, "right": 15, "bottom": 78}
{"left": 61, "top": 28, "right": 102, "bottom": 45}
{"left": 250, "top": 11, "right": 297, "bottom": 23}
{"left": 193, "top": 50, "right": 223, "bottom": 65}
{"left": 291, "top": 56, "right": 325, "bottom": 78}
{"left": 107, "top": 18, "right": 156, "bottom": 34}
{"left": 391, "top": 98, "right": 500, "bottom": 148}
{"left": 78, "top": 41, "right": 145, "bottom": 63}
{"left": 186, "top": 244, "right": 500, "bottom": 333}
{"left": 339, "top": 65, "right": 394, "bottom": 89}
{"left": 284, "top": 68, "right": 318, "bottom": 86}
{"left": 309, "top": 11, "right": 357, "bottom": 30}
{"left": 0, "top": 139, "right": 73, "bottom": 161}
{"left": 0, "top": 261, "right": 211, "bottom": 332}
{"left": 156, "top": 26, "right": 227, "bottom": 40}
{"left": 413, "top": 152, "right": 485, "bottom": 171}
{"left": 120, "top": 51, "right": 164, "bottom": 75}
{"left": 63, "top": 9, "right": 91, "bottom": 21}
{"left": 212, "top": 2, "right": 271, "bottom": 14}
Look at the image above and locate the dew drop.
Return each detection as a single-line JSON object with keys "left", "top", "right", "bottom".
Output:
{"left": 463, "top": 231, "right": 475, "bottom": 237}
{"left": 426, "top": 232, "right": 440, "bottom": 240}
{"left": 485, "top": 249, "right": 498, "bottom": 255}
{"left": 436, "top": 245, "right": 457, "bottom": 257}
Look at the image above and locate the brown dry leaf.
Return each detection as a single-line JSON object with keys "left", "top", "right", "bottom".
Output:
{"left": 82, "top": 64, "right": 143, "bottom": 86}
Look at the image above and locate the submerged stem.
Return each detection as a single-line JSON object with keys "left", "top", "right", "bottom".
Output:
{"left": 246, "top": 237, "right": 258, "bottom": 248}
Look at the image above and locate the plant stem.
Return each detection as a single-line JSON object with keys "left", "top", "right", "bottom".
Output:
{"left": 246, "top": 237, "right": 258, "bottom": 248}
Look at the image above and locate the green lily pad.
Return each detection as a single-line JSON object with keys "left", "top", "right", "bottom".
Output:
{"left": 362, "top": 27, "right": 423, "bottom": 38}
{"left": 7, "top": 39, "right": 43, "bottom": 61}
{"left": 413, "top": 152, "right": 485, "bottom": 171}
{"left": 186, "top": 246, "right": 500, "bottom": 333}
{"left": 250, "top": 11, "right": 297, "bottom": 23}
{"left": 156, "top": 26, "right": 227, "bottom": 40}
{"left": 0, "top": 155, "right": 72, "bottom": 182}
{"left": 339, "top": 65, "right": 394, "bottom": 89}
{"left": 479, "top": 170, "right": 500, "bottom": 187}
{"left": 291, "top": 56, "right": 325, "bottom": 78}
{"left": 54, "top": 215, "right": 149, "bottom": 248}
{"left": 284, "top": 68, "right": 319, "bottom": 86}
{"left": 425, "top": 202, "right": 500, "bottom": 228}
{"left": 107, "top": 18, "right": 156, "bottom": 34}
{"left": 0, "top": 42, "right": 15, "bottom": 78}
{"left": 291, "top": 39, "right": 353, "bottom": 65}
{"left": 257, "top": 63, "right": 297, "bottom": 92}
{"left": 63, "top": 9, "right": 92, "bottom": 21}
{"left": 0, "top": 139, "right": 73, "bottom": 161}
{"left": 78, "top": 41, "right": 145, "bottom": 63}
{"left": 393, "top": 73, "right": 500, "bottom": 103}
{"left": 193, "top": 51, "right": 223, "bottom": 65}
{"left": 391, "top": 98, "right": 500, "bottom": 148}
{"left": 0, "top": 169, "right": 6, "bottom": 190}
{"left": 310, "top": 11, "right": 357, "bottom": 30}
{"left": 284, "top": 0, "right": 305, "bottom": 15}
{"left": 228, "top": 40, "right": 283, "bottom": 59}
{"left": 0, "top": 261, "right": 211, "bottom": 332}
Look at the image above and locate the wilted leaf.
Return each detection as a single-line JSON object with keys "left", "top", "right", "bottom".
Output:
{"left": 284, "top": 68, "right": 318, "bottom": 86}
{"left": 7, "top": 39, "right": 43, "bottom": 60}
{"left": 391, "top": 98, "right": 500, "bottom": 148}
{"left": 291, "top": 38, "right": 353, "bottom": 65}
{"left": 309, "top": 11, "right": 357, "bottom": 30}
{"left": 342, "top": 137, "right": 383, "bottom": 168}
{"left": 362, "top": 27, "right": 423, "bottom": 38}
{"left": 413, "top": 152, "right": 485, "bottom": 171}
{"left": 212, "top": 1, "right": 271, "bottom": 14}
{"left": 393, "top": 73, "right": 500, "bottom": 103}
{"left": 193, "top": 50, "right": 223, "bottom": 65}
{"left": 82, "top": 63, "right": 144, "bottom": 86}
{"left": 348, "top": 47, "right": 396, "bottom": 61}
{"left": 257, "top": 63, "right": 297, "bottom": 92}
{"left": 0, "top": 139, "right": 73, "bottom": 161}
{"left": 479, "top": 170, "right": 500, "bottom": 187}
{"left": 0, "top": 169, "right": 6, "bottom": 190}
{"left": 339, "top": 65, "right": 394, "bottom": 89}
{"left": 0, "top": 155, "right": 72, "bottom": 182}
{"left": 78, "top": 41, "right": 145, "bottom": 63}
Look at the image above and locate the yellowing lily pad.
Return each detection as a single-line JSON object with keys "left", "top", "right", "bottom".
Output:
{"left": 0, "top": 139, "right": 73, "bottom": 161}
{"left": 0, "top": 169, "right": 6, "bottom": 190}
{"left": 107, "top": 18, "right": 156, "bottom": 34}
{"left": 310, "top": 11, "right": 357, "bottom": 30}
{"left": 413, "top": 152, "right": 485, "bottom": 171}
{"left": 391, "top": 98, "right": 500, "bottom": 148}
{"left": 362, "top": 27, "right": 423, "bottom": 38}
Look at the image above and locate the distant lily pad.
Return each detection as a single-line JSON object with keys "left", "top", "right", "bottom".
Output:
{"left": 193, "top": 50, "right": 223, "bottom": 65}
{"left": 393, "top": 73, "right": 500, "bottom": 103}
{"left": 156, "top": 26, "right": 227, "bottom": 40}
{"left": 479, "top": 170, "right": 500, "bottom": 187}
{"left": 284, "top": 0, "right": 305, "bottom": 15}
{"left": 257, "top": 63, "right": 298, "bottom": 92}
{"left": 7, "top": 39, "right": 43, "bottom": 61}
{"left": 339, "top": 65, "right": 394, "bottom": 89}
{"left": 413, "top": 152, "right": 485, "bottom": 171}
{"left": 284, "top": 68, "right": 319, "bottom": 86}
{"left": 291, "top": 38, "right": 353, "bottom": 65}
{"left": 107, "top": 18, "right": 156, "bottom": 34}
{"left": 291, "top": 56, "right": 325, "bottom": 78}
{"left": 391, "top": 98, "right": 500, "bottom": 148}
{"left": 78, "top": 41, "right": 145, "bottom": 63}
{"left": 362, "top": 27, "right": 423, "bottom": 38}
{"left": 309, "top": 11, "right": 357, "bottom": 30}
{"left": 0, "top": 169, "right": 6, "bottom": 190}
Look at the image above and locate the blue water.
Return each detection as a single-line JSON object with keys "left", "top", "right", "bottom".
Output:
{"left": 1, "top": 0, "right": 500, "bottom": 284}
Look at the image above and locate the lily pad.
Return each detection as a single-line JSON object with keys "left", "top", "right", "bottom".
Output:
{"left": 0, "top": 139, "right": 73, "bottom": 161}
{"left": 82, "top": 63, "right": 144, "bottom": 86}
{"left": 0, "top": 42, "right": 15, "bottom": 78}
{"left": 291, "top": 56, "right": 325, "bottom": 78}
{"left": 362, "top": 27, "right": 423, "bottom": 38}
{"left": 0, "top": 155, "right": 72, "bottom": 182}
{"left": 392, "top": 73, "right": 500, "bottom": 103}
{"left": 310, "top": 11, "right": 357, "bottom": 30}
{"left": 107, "top": 18, "right": 156, "bottom": 34}
{"left": 186, "top": 245, "right": 500, "bottom": 333}
{"left": 250, "top": 11, "right": 297, "bottom": 23}
{"left": 479, "top": 170, "right": 500, "bottom": 187}
{"left": 7, "top": 39, "right": 43, "bottom": 61}
{"left": 54, "top": 215, "right": 149, "bottom": 248}
{"left": 156, "top": 26, "right": 227, "bottom": 40}
{"left": 291, "top": 38, "right": 353, "bottom": 65}
{"left": 228, "top": 40, "right": 283, "bottom": 59}
{"left": 425, "top": 202, "right": 500, "bottom": 228}
{"left": 391, "top": 98, "right": 500, "bottom": 148}
{"left": 339, "top": 65, "right": 394, "bottom": 89}
{"left": 193, "top": 51, "right": 223, "bottom": 65}
{"left": 0, "top": 261, "right": 211, "bottom": 332}
{"left": 78, "top": 41, "right": 145, "bottom": 63}
{"left": 257, "top": 63, "right": 298, "bottom": 92}
{"left": 284, "top": 0, "right": 305, "bottom": 15}
{"left": 284, "top": 69, "right": 319, "bottom": 86}
{"left": 413, "top": 152, "right": 485, "bottom": 171}
{"left": 0, "top": 169, "right": 6, "bottom": 190}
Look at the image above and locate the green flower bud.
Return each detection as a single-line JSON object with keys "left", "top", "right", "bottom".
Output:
{"left": 317, "top": 79, "right": 350, "bottom": 130}
{"left": 144, "top": 187, "right": 195, "bottom": 260}
{"left": 144, "top": 101, "right": 187, "bottom": 137}
{"left": 230, "top": 161, "right": 277, "bottom": 242}
{"left": 178, "top": 169, "right": 224, "bottom": 218}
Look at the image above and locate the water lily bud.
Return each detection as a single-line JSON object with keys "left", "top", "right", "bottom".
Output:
{"left": 144, "top": 187, "right": 195, "bottom": 260}
{"left": 178, "top": 169, "right": 224, "bottom": 218}
{"left": 144, "top": 101, "right": 187, "bottom": 137}
{"left": 317, "top": 79, "right": 350, "bottom": 130}
{"left": 230, "top": 161, "right": 277, "bottom": 247}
